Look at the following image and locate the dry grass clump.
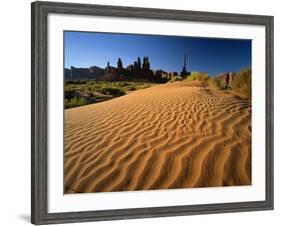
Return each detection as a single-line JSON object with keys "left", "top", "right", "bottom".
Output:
{"left": 187, "top": 71, "right": 209, "bottom": 82}
{"left": 231, "top": 68, "right": 251, "bottom": 97}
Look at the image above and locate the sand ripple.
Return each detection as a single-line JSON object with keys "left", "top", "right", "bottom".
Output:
{"left": 64, "top": 82, "right": 251, "bottom": 193}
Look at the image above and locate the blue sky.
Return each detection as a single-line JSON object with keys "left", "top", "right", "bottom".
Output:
{"left": 64, "top": 31, "right": 251, "bottom": 76}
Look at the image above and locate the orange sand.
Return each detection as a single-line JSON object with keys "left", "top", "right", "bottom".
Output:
{"left": 64, "top": 82, "right": 251, "bottom": 193}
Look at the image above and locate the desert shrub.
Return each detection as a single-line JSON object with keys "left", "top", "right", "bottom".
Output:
{"left": 115, "top": 82, "right": 137, "bottom": 91}
{"left": 169, "top": 76, "right": 183, "bottom": 82}
{"left": 82, "top": 86, "right": 94, "bottom": 96}
{"left": 64, "top": 86, "right": 77, "bottom": 99}
{"left": 187, "top": 72, "right": 209, "bottom": 82}
{"left": 117, "top": 82, "right": 130, "bottom": 87}
{"left": 207, "top": 76, "right": 229, "bottom": 90}
{"left": 99, "top": 87, "right": 126, "bottom": 96}
{"left": 64, "top": 81, "right": 153, "bottom": 108}
{"left": 231, "top": 68, "right": 251, "bottom": 97}
{"left": 65, "top": 97, "right": 88, "bottom": 109}
{"left": 88, "top": 92, "right": 95, "bottom": 97}
{"left": 128, "top": 86, "right": 137, "bottom": 91}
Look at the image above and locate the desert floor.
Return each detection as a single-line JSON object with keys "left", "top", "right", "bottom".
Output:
{"left": 64, "top": 81, "right": 251, "bottom": 194}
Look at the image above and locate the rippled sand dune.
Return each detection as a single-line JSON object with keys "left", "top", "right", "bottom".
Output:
{"left": 64, "top": 82, "right": 251, "bottom": 194}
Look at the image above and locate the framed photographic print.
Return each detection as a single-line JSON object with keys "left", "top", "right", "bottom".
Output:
{"left": 31, "top": 1, "right": 274, "bottom": 225}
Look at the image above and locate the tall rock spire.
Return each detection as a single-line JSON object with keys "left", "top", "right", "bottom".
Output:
{"left": 181, "top": 54, "right": 188, "bottom": 77}
{"left": 117, "top": 58, "right": 123, "bottom": 72}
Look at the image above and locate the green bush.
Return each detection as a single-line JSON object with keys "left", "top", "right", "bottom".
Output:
{"left": 99, "top": 87, "right": 126, "bottom": 96}
{"left": 64, "top": 81, "right": 153, "bottom": 108}
{"left": 117, "top": 82, "right": 130, "bottom": 87}
{"left": 65, "top": 97, "right": 88, "bottom": 109}
{"left": 64, "top": 86, "right": 77, "bottom": 99}
{"left": 169, "top": 76, "right": 183, "bottom": 82}
{"left": 128, "top": 86, "right": 137, "bottom": 91}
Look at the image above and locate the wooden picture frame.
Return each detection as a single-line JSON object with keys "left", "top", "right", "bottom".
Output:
{"left": 31, "top": 1, "right": 274, "bottom": 224}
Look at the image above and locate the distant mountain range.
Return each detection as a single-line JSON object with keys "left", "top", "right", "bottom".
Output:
{"left": 64, "top": 66, "right": 105, "bottom": 80}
